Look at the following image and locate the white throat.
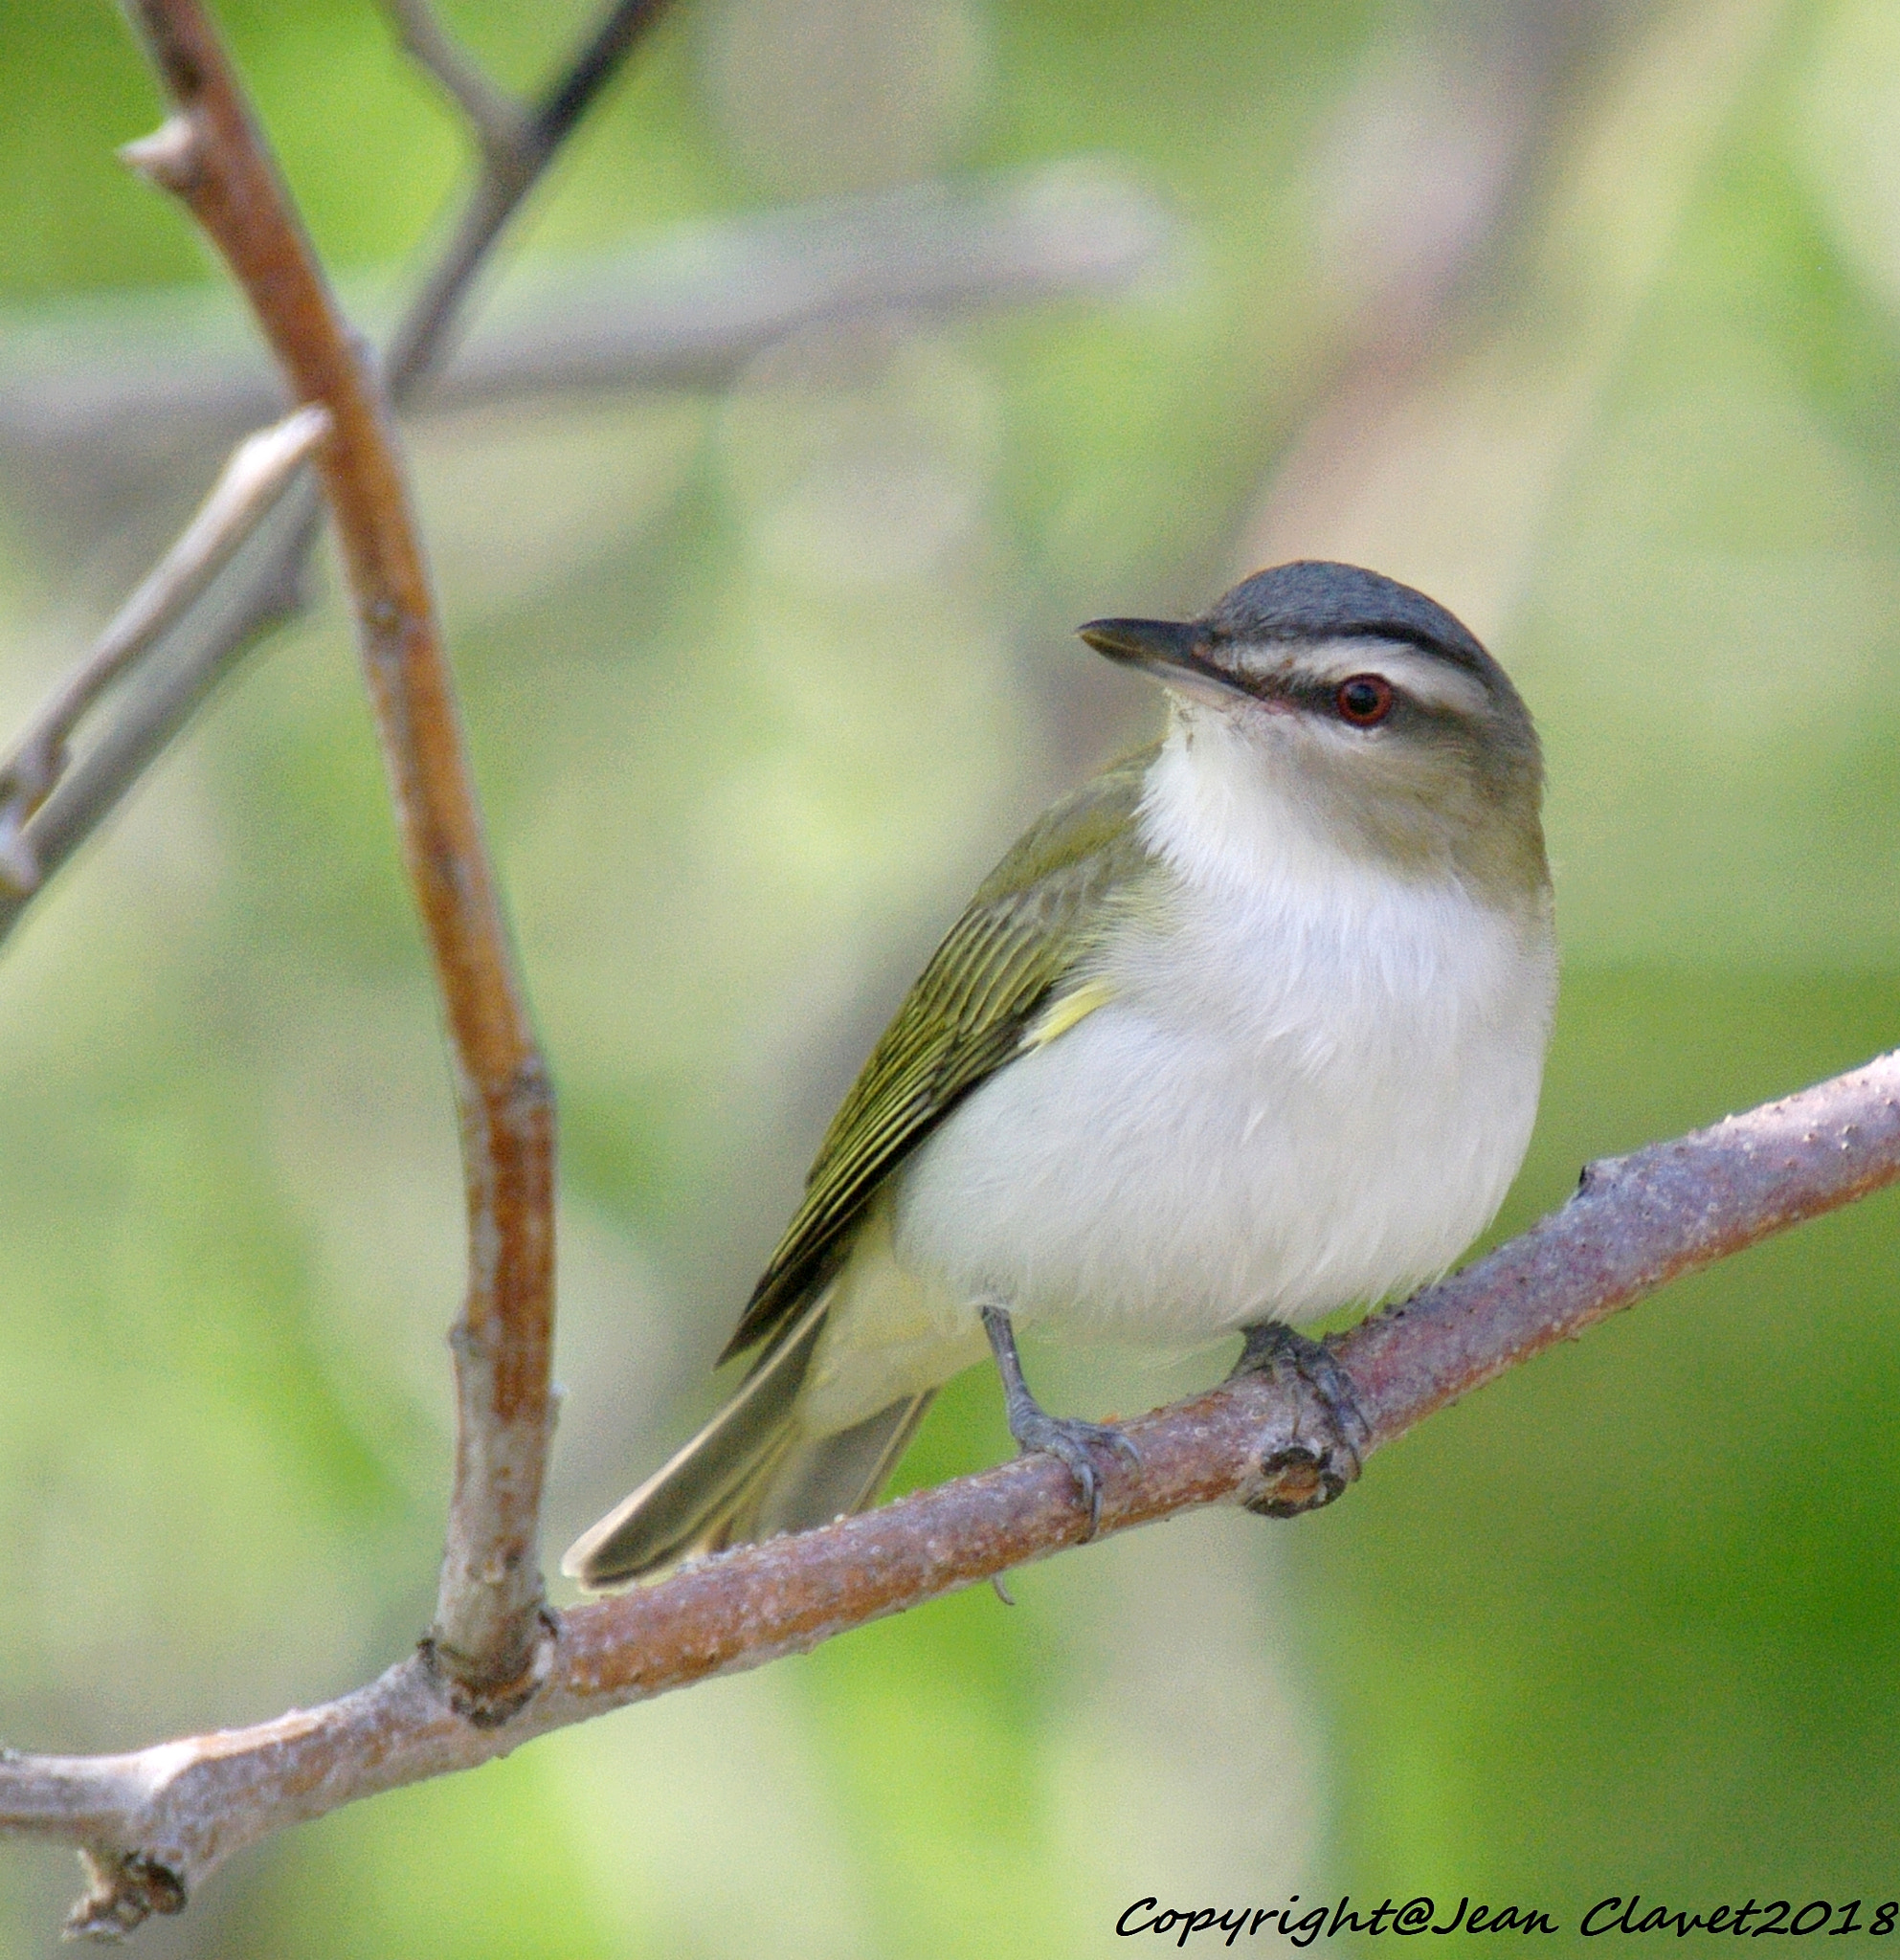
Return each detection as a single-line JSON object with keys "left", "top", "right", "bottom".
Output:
{"left": 1138, "top": 708, "right": 1420, "bottom": 903}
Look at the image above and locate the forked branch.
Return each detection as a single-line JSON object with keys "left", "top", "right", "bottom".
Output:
{"left": 3, "top": 1051, "right": 1895, "bottom": 1938}
{"left": 118, "top": 0, "right": 557, "bottom": 1709}
{"left": 380, "top": 0, "right": 533, "bottom": 181}
{"left": 0, "top": 0, "right": 672, "bottom": 959}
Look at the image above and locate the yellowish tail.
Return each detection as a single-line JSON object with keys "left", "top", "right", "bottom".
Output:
{"left": 561, "top": 1298, "right": 934, "bottom": 1588}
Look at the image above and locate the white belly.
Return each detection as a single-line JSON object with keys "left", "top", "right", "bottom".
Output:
{"left": 888, "top": 870, "right": 1554, "bottom": 1345}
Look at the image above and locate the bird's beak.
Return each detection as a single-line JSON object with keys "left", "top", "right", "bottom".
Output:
{"left": 1077, "top": 617, "right": 1251, "bottom": 705}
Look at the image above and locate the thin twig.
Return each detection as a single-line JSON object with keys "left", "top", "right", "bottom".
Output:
{"left": 6, "top": 1049, "right": 1896, "bottom": 1938}
{"left": 380, "top": 0, "right": 532, "bottom": 181}
{"left": 120, "top": 0, "right": 556, "bottom": 1709}
{"left": 0, "top": 0, "right": 671, "bottom": 958}
{"left": 0, "top": 406, "right": 329, "bottom": 897}
{"left": 385, "top": 0, "right": 671, "bottom": 397}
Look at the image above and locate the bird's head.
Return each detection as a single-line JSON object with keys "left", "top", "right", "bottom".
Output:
{"left": 1080, "top": 561, "right": 1547, "bottom": 905}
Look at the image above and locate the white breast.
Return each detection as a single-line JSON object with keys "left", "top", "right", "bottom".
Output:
{"left": 887, "top": 721, "right": 1556, "bottom": 1345}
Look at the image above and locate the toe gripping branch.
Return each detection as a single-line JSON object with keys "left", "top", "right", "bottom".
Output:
{"left": 1229, "top": 1320, "right": 1371, "bottom": 1517}
{"left": 980, "top": 1302, "right": 1143, "bottom": 1537}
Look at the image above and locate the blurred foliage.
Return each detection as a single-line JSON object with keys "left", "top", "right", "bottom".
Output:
{"left": 1, "top": 0, "right": 1898, "bottom": 1954}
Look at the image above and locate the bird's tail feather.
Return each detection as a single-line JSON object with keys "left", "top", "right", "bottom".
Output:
{"left": 745, "top": 1391, "right": 935, "bottom": 1545}
{"left": 561, "top": 1295, "right": 934, "bottom": 1588}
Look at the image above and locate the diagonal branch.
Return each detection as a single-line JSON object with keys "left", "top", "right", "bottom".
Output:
{"left": 5, "top": 1049, "right": 1896, "bottom": 1938}
{"left": 379, "top": 0, "right": 532, "bottom": 182}
{"left": 0, "top": 405, "right": 328, "bottom": 897}
{"left": 118, "top": 0, "right": 556, "bottom": 1710}
{"left": 383, "top": 0, "right": 672, "bottom": 399}
{"left": 0, "top": 0, "right": 672, "bottom": 960}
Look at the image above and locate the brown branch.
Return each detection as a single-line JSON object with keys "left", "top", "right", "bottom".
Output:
{"left": 118, "top": 0, "right": 556, "bottom": 1708}
{"left": 6, "top": 1050, "right": 1897, "bottom": 1937}
{"left": 0, "top": 0, "right": 672, "bottom": 960}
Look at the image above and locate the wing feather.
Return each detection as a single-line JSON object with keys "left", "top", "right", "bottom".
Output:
{"left": 720, "top": 746, "right": 1160, "bottom": 1362}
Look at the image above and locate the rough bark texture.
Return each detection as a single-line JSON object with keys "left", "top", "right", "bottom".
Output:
{"left": 5, "top": 1049, "right": 1897, "bottom": 1937}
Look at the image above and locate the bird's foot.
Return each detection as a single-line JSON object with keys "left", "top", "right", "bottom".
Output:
{"left": 981, "top": 1303, "right": 1141, "bottom": 1537}
{"left": 1007, "top": 1402, "right": 1142, "bottom": 1537}
{"left": 1229, "top": 1320, "right": 1370, "bottom": 1517}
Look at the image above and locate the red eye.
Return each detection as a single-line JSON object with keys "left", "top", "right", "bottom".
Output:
{"left": 1335, "top": 675, "right": 1394, "bottom": 726}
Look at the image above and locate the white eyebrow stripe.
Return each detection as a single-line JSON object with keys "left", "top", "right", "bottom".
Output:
{"left": 1282, "top": 637, "right": 1490, "bottom": 717}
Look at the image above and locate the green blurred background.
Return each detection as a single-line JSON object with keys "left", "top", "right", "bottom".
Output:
{"left": 2, "top": 0, "right": 1899, "bottom": 1951}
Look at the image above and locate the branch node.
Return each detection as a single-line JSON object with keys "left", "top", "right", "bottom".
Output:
{"left": 1241, "top": 1448, "right": 1341, "bottom": 1518}
{"left": 119, "top": 115, "right": 203, "bottom": 195}
{"left": 421, "top": 1606, "right": 560, "bottom": 1730}
{"left": 66, "top": 1850, "right": 187, "bottom": 1943}
{"left": 0, "top": 799, "right": 46, "bottom": 897}
{"left": 381, "top": 0, "right": 534, "bottom": 183}
{"left": 1576, "top": 1153, "right": 1624, "bottom": 1193}
{"left": 504, "top": 1052, "right": 555, "bottom": 1128}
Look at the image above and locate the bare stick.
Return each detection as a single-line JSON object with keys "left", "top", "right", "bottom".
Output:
{"left": 6, "top": 1049, "right": 1896, "bottom": 1938}
{"left": 0, "top": 0, "right": 670, "bottom": 957}
{"left": 0, "top": 406, "right": 329, "bottom": 896}
{"left": 384, "top": 0, "right": 671, "bottom": 397}
{"left": 119, "top": 0, "right": 556, "bottom": 1709}
{"left": 380, "top": 0, "right": 531, "bottom": 179}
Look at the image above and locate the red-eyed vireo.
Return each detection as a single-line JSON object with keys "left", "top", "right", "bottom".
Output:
{"left": 565, "top": 561, "right": 1555, "bottom": 1586}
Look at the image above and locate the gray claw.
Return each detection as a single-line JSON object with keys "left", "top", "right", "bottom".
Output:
{"left": 1013, "top": 1411, "right": 1141, "bottom": 1534}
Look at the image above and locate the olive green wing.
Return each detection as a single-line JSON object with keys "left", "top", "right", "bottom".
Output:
{"left": 721, "top": 746, "right": 1161, "bottom": 1363}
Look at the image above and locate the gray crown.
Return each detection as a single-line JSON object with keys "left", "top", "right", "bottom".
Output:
{"left": 1205, "top": 561, "right": 1491, "bottom": 677}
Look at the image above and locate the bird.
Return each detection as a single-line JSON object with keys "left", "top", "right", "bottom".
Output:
{"left": 564, "top": 560, "right": 1555, "bottom": 1587}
